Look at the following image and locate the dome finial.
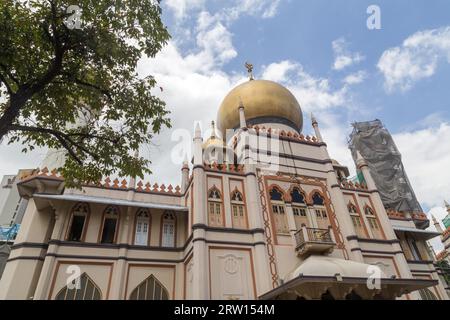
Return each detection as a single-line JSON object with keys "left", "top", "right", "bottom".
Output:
{"left": 245, "top": 61, "right": 254, "bottom": 80}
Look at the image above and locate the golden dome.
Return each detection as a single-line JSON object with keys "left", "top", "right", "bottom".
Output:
{"left": 217, "top": 79, "right": 303, "bottom": 134}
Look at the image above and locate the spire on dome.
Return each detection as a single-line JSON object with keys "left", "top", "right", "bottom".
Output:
{"left": 245, "top": 61, "right": 254, "bottom": 81}
{"left": 210, "top": 121, "right": 216, "bottom": 138}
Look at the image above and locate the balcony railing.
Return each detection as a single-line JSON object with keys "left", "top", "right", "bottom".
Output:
{"left": 294, "top": 227, "right": 335, "bottom": 257}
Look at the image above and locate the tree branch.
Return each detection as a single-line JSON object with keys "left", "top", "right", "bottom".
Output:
{"left": 0, "top": 72, "right": 13, "bottom": 95}
{"left": 71, "top": 77, "right": 113, "bottom": 101}
{"left": 0, "top": 63, "right": 19, "bottom": 86}
{"left": 7, "top": 124, "right": 102, "bottom": 164}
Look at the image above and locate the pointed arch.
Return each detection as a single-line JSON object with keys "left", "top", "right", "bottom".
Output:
{"left": 160, "top": 211, "right": 177, "bottom": 247}
{"left": 290, "top": 187, "right": 306, "bottom": 204}
{"left": 311, "top": 192, "right": 325, "bottom": 206}
{"left": 98, "top": 205, "right": 120, "bottom": 244}
{"left": 305, "top": 189, "right": 326, "bottom": 206}
{"left": 230, "top": 187, "right": 247, "bottom": 229}
{"left": 207, "top": 185, "right": 224, "bottom": 227}
{"left": 129, "top": 274, "right": 170, "bottom": 300}
{"left": 66, "top": 202, "right": 90, "bottom": 242}
{"left": 362, "top": 203, "right": 384, "bottom": 239}
{"left": 230, "top": 188, "right": 244, "bottom": 202}
{"left": 347, "top": 202, "right": 358, "bottom": 214}
{"left": 133, "top": 208, "right": 151, "bottom": 246}
{"left": 364, "top": 205, "right": 375, "bottom": 216}
{"left": 268, "top": 185, "right": 288, "bottom": 234}
{"left": 55, "top": 272, "right": 102, "bottom": 300}
{"left": 347, "top": 201, "right": 368, "bottom": 238}
{"left": 268, "top": 185, "right": 285, "bottom": 202}
{"left": 208, "top": 185, "right": 222, "bottom": 200}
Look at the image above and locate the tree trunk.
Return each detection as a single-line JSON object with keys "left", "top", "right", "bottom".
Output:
{"left": 0, "top": 91, "right": 30, "bottom": 141}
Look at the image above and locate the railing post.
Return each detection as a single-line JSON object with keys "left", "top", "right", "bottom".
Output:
{"left": 302, "top": 226, "right": 308, "bottom": 244}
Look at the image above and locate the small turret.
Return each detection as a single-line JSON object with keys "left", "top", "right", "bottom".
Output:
{"left": 311, "top": 113, "right": 323, "bottom": 142}
{"left": 432, "top": 214, "right": 444, "bottom": 234}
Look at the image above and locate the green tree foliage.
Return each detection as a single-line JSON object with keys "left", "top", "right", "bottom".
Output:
{"left": 0, "top": 0, "right": 171, "bottom": 187}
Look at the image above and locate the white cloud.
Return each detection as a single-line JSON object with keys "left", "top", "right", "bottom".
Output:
{"left": 262, "top": 60, "right": 350, "bottom": 112}
{"left": 393, "top": 122, "right": 450, "bottom": 209}
{"left": 195, "top": 12, "right": 237, "bottom": 66}
{"left": 332, "top": 38, "right": 365, "bottom": 71}
{"left": 343, "top": 70, "right": 367, "bottom": 85}
{"left": 261, "top": 60, "right": 298, "bottom": 82}
{"left": 165, "top": 0, "right": 281, "bottom": 22}
{"left": 165, "top": 0, "right": 205, "bottom": 20}
{"left": 377, "top": 26, "right": 450, "bottom": 92}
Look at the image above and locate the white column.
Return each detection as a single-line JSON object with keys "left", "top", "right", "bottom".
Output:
{"left": 244, "top": 164, "right": 271, "bottom": 296}
{"left": 191, "top": 123, "right": 209, "bottom": 299}
{"left": 33, "top": 205, "right": 66, "bottom": 299}
{"left": 311, "top": 113, "right": 323, "bottom": 143}
{"left": 181, "top": 161, "right": 190, "bottom": 192}
{"left": 239, "top": 102, "right": 247, "bottom": 129}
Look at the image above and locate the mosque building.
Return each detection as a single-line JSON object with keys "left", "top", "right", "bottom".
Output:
{"left": 0, "top": 67, "right": 448, "bottom": 300}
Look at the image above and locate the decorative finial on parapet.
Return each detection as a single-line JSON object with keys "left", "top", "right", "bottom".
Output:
{"left": 311, "top": 112, "right": 318, "bottom": 126}
{"left": 194, "top": 122, "right": 202, "bottom": 139}
{"left": 245, "top": 61, "right": 254, "bottom": 80}
{"left": 432, "top": 214, "right": 439, "bottom": 224}
{"left": 432, "top": 214, "right": 444, "bottom": 233}
{"left": 355, "top": 150, "right": 368, "bottom": 168}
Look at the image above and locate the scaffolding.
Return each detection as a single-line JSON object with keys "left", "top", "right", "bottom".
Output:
{"left": 349, "top": 119, "right": 423, "bottom": 213}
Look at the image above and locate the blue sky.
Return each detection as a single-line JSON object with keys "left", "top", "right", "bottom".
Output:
{"left": 141, "top": 0, "right": 450, "bottom": 250}
{"left": 1, "top": 0, "right": 449, "bottom": 249}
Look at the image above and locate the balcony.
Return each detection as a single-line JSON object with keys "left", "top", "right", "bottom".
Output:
{"left": 294, "top": 227, "right": 335, "bottom": 257}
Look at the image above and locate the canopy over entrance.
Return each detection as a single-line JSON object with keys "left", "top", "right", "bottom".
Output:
{"left": 260, "top": 256, "right": 438, "bottom": 300}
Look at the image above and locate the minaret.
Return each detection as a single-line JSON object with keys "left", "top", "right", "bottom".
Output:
{"left": 238, "top": 99, "right": 247, "bottom": 128}
{"left": 191, "top": 121, "right": 208, "bottom": 299}
{"left": 432, "top": 214, "right": 444, "bottom": 234}
{"left": 210, "top": 120, "right": 216, "bottom": 139}
{"left": 311, "top": 113, "right": 323, "bottom": 143}
{"left": 181, "top": 161, "right": 189, "bottom": 192}
{"left": 193, "top": 122, "right": 203, "bottom": 165}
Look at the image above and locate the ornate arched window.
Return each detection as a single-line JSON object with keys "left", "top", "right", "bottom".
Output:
{"left": 66, "top": 203, "right": 89, "bottom": 242}
{"left": 270, "top": 188, "right": 283, "bottom": 201}
{"left": 231, "top": 190, "right": 243, "bottom": 202}
{"left": 348, "top": 203, "right": 365, "bottom": 238}
{"left": 208, "top": 186, "right": 223, "bottom": 227}
{"left": 230, "top": 189, "right": 247, "bottom": 229}
{"left": 311, "top": 192, "right": 329, "bottom": 229}
{"left": 208, "top": 187, "right": 221, "bottom": 200}
{"left": 312, "top": 192, "right": 325, "bottom": 206}
{"left": 291, "top": 188, "right": 308, "bottom": 229}
{"left": 161, "top": 211, "right": 176, "bottom": 247}
{"left": 364, "top": 205, "right": 383, "bottom": 239}
{"left": 55, "top": 273, "right": 101, "bottom": 300}
{"left": 134, "top": 209, "right": 151, "bottom": 246}
{"left": 129, "top": 275, "right": 169, "bottom": 300}
{"left": 100, "top": 206, "right": 120, "bottom": 244}
{"left": 291, "top": 188, "right": 305, "bottom": 204}
{"left": 269, "top": 187, "right": 288, "bottom": 234}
